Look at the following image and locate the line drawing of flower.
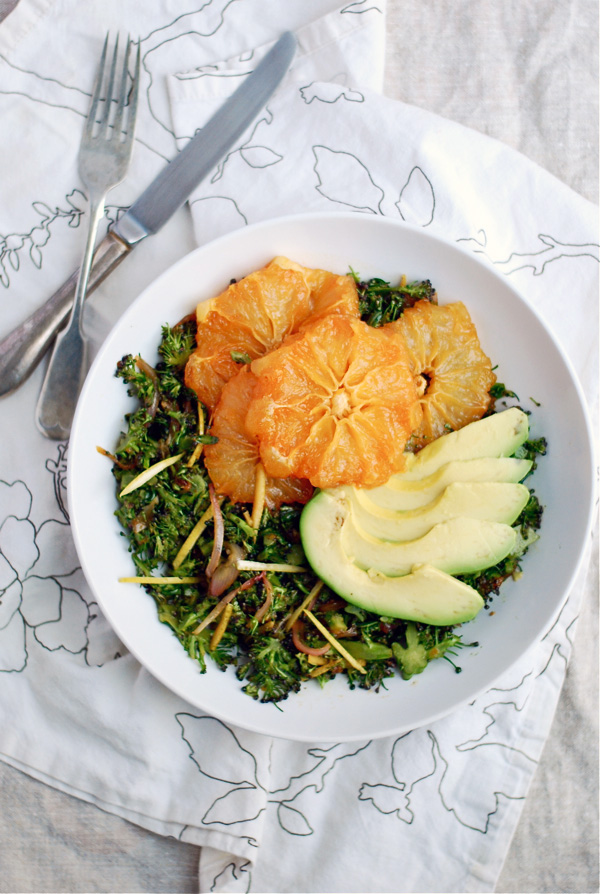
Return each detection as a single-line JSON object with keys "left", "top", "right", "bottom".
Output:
{"left": 0, "top": 445, "right": 125, "bottom": 673}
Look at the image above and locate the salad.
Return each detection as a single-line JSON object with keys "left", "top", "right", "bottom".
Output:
{"left": 103, "top": 260, "right": 545, "bottom": 703}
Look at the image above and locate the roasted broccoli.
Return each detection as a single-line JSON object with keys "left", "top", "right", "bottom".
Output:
{"left": 352, "top": 272, "right": 436, "bottom": 327}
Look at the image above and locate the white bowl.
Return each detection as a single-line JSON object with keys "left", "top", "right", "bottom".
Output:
{"left": 68, "top": 212, "right": 595, "bottom": 742}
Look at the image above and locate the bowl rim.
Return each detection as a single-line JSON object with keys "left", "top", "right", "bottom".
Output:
{"left": 68, "top": 211, "right": 597, "bottom": 742}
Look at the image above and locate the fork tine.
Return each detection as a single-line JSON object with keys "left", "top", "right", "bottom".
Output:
{"left": 112, "top": 35, "right": 132, "bottom": 140}
{"left": 85, "top": 33, "right": 109, "bottom": 138}
{"left": 127, "top": 40, "right": 141, "bottom": 138}
{"left": 98, "top": 34, "right": 119, "bottom": 136}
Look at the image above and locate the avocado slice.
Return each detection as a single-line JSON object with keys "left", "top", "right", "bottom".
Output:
{"left": 298, "top": 526, "right": 484, "bottom": 624}
{"left": 306, "top": 491, "right": 516, "bottom": 577}
{"left": 340, "top": 481, "right": 530, "bottom": 542}
{"left": 401, "top": 407, "right": 529, "bottom": 481}
{"left": 362, "top": 456, "right": 532, "bottom": 511}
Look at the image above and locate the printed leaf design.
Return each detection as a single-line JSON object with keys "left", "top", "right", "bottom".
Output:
{"left": 313, "top": 145, "right": 384, "bottom": 213}
{"left": 7, "top": 249, "right": 20, "bottom": 271}
{"left": 239, "top": 146, "right": 283, "bottom": 168}
{"left": 27, "top": 519, "right": 79, "bottom": 580}
{"left": 20, "top": 575, "right": 62, "bottom": 627}
{"left": 34, "top": 588, "right": 89, "bottom": 653}
{"left": 342, "top": 0, "right": 381, "bottom": 13}
{"left": 0, "top": 517, "right": 39, "bottom": 580}
{"left": 29, "top": 245, "right": 43, "bottom": 269}
{"left": 0, "top": 609, "right": 26, "bottom": 672}
{"left": 300, "top": 82, "right": 364, "bottom": 105}
{"left": 0, "top": 481, "right": 31, "bottom": 521}
{"left": 0, "top": 579, "right": 21, "bottom": 630}
{"left": 0, "top": 455, "right": 96, "bottom": 670}
{"left": 390, "top": 731, "right": 436, "bottom": 786}
{"left": 358, "top": 783, "right": 410, "bottom": 820}
{"left": 0, "top": 554, "right": 17, "bottom": 595}
{"left": 203, "top": 785, "right": 266, "bottom": 826}
{"left": 177, "top": 714, "right": 263, "bottom": 788}
{"left": 211, "top": 860, "right": 251, "bottom": 894}
{"left": 190, "top": 196, "right": 247, "bottom": 248}
{"left": 436, "top": 731, "right": 533, "bottom": 832}
{"left": 396, "top": 166, "right": 436, "bottom": 226}
{"left": 0, "top": 191, "right": 84, "bottom": 289}
{"left": 277, "top": 802, "right": 313, "bottom": 836}
{"left": 306, "top": 742, "right": 372, "bottom": 793}
{"left": 492, "top": 233, "right": 599, "bottom": 276}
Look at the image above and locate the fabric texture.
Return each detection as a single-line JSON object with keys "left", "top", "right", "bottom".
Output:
{"left": 0, "top": 2, "right": 597, "bottom": 892}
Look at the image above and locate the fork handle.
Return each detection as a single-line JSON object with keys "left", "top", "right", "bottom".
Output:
{"left": 0, "top": 230, "right": 130, "bottom": 398}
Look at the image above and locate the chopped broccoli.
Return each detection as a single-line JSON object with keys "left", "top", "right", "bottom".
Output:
{"left": 238, "top": 635, "right": 303, "bottom": 703}
{"left": 108, "top": 279, "right": 545, "bottom": 705}
{"left": 351, "top": 272, "right": 436, "bottom": 327}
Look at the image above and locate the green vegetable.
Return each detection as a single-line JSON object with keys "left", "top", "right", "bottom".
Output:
{"left": 351, "top": 271, "right": 436, "bottom": 327}
{"left": 392, "top": 623, "right": 428, "bottom": 678}
{"left": 108, "top": 276, "right": 544, "bottom": 703}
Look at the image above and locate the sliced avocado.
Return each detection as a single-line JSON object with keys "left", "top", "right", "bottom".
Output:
{"left": 401, "top": 407, "right": 529, "bottom": 481}
{"left": 341, "top": 481, "right": 530, "bottom": 542}
{"left": 362, "top": 456, "right": 532, "bottom": 511}
{"left": 392, "top": 623, "right": 428, "bottom": 679}
{"left": 300, "top": 496, "right": 485, "bottom": 624}
{"left": 300, "top": 538, "right": 483, "bottom": 625}
{"left": 302, "top": 489, "right": 515, "bottom": 581}
{"left": 341, "top": 510, "right": 516, "bottom": 578}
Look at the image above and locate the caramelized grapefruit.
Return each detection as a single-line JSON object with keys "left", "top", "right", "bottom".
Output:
{"left": 387, "top": 300, "right": 496, "bottom": 450}
{"left": 184, "top": 258, "right": 359, "bottom": 412}
{"left": 246, "top": 314, "right": 423, "bottom": 489}
{"left": 203, "top": 366, "right": 314, "bottom": 509}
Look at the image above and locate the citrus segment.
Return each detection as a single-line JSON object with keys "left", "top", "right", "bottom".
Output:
{"left": 246, "top": 315, "right": 423, "bottom": 489}
{"left": 184, "top": 258, "right": 359, "bottom": 412}
{"left": 184, "top": 312, "right": 263, "bottom": 414}
{"left": 269, "top": 256, "right": 359, "bottom": 322}
{"left": 203, "top": 366, "right": 314, "bottom": 509}
{"left": 387, "top": 300, "right": 496, "bottom": 449}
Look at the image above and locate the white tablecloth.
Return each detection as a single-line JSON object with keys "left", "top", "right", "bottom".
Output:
{"left": 0, "top": 1, "right": 597, "bottom": 892}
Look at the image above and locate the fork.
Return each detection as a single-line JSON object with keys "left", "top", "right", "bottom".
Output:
{"left": 35, "top": 34, "right": 140, "bottom": 440}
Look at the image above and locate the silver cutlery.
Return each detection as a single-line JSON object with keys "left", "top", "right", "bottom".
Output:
{"left": 0, "top": 31, "right": 297, "bottom": 402}
{"left": 35, "top": 33, "right": 140, "bottom": 439}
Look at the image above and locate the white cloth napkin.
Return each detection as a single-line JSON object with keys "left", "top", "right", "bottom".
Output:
{"left": 0, "top": 2, "right": 597, "bottom": 893}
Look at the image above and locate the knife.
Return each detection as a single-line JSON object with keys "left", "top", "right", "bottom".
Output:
{"left": 0, "top": 30, "right": 296, "bottom": 398}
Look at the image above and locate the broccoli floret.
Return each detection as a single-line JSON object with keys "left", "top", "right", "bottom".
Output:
{"left": 158, "top": 318, "right": 196, "bottom": 369}
{"left": 116, "top": 353, "right": 158, "bottom": 407}
{"left": 353, "top": 273, "right": 437, "bottom": 327}
{"left": 392, "top": 623, "right": 428, "bottom": 679}
{"left": 517, "top": 491, "right": 544, "bottom": 533}
{"left": 239, "top": 635, "right": 303, "bottom": 703}
{"left": 489, "top": 382, "right": 519, "bottom": 401}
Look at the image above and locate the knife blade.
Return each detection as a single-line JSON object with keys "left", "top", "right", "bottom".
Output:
{"left": 0, "top": 31, "right": 296, "bottom": 398}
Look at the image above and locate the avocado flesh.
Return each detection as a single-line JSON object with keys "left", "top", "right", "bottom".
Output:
{"left": 298, "top": 501, "right": 483, "bottom": 624}
{"left": 298, "top": 411, "right": 534, "bottom": 626}
{"left": 363, "top": 456, "right": 532, "bottom": 511}
{"left": 339, "top": 504, "right": 516, "bottom": 577}
{"left": 401, "top": 407, "right": 529, "bottom": 481}
{"left": 341, "top": 481, "right": 530, "bottom": 542}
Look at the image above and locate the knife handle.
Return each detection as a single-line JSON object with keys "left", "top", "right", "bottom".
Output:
{"left": 0, "top": 230, "right": 130, "bottom": 398}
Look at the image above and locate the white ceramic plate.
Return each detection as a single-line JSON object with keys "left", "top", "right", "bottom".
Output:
{"left": 68, "top": 213, "right": 595, "bottom": 742}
